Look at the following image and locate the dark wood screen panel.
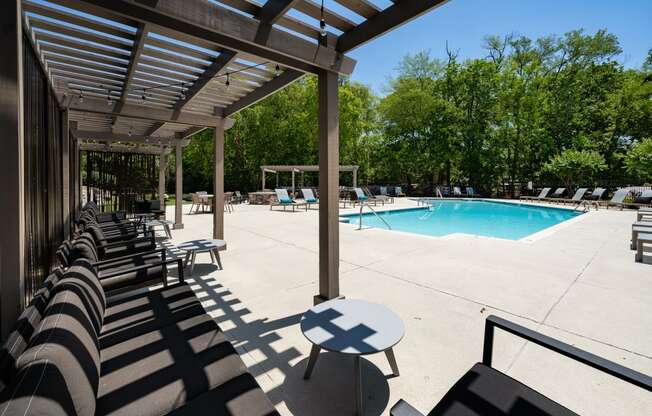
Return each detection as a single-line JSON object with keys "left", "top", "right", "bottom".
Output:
{"left": 83, "top": 151, "right": 158, "bottom": 214}
{"left": 23, "top": 35, "right": 64, "bottom": 305}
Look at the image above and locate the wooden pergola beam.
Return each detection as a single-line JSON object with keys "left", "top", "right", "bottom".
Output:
{"left": 72, "top": 129, "right": 189, "bottom": 146}
{"left": 222, "top": 69, "right": 304, "bottom": 117}
{"left": 337, "top": 0, "right": 450, "bottom": 52}
{"left": 80, "top": 142, "right": 173, "bottom": 155}
{"left": 69, "top": 0, "right": 356, "bottom": 75}
{"left": 112, "top": 22, "right": 150, "bottom": 129}
{"left": 254, "top": 0, "right": 301, "bottom": 44}
{"left": 65, "top": 96, "right": 221, "bottom": 127}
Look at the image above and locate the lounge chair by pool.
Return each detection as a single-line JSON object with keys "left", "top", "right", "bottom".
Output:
{"left": 558, "top": 188, "right": 588, "bottom": 204}
{"left": 544, "top": 187, "right": 566, "bottom": 201}
{"left": 465, "top": 186, "right": 480, "bottom": 197}
{"left": 301, "top": 188, "right": 319, "bottom": 209}
{"left": 380, "top": 186, "right": 394, "bottom": 203}
{"left": 395, "top": 186, "right": 406, "bottom": 197}
{"left": 362, "top": 186, "right": 387, "bottom": 205}
{"left": 586, "top": 187, "right": 607, "bottom": 200}
{"left": 452, "top": 186, "right": 463, "bottom": 197}
{"left": 521, "top": 187, "right": 551, "bottom": 201}
{"left": 271, "top": 189, "right": 307, "bottom": 211}
{"left": 605, "top": 188, "right": 631, "bottom": 210}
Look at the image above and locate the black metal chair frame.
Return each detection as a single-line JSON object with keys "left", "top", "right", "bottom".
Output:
{"left": 390, "top": 315, "right": 652, "bottom": 416}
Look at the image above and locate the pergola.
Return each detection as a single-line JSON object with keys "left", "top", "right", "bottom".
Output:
{"left": 1, "top": 0, "right": 451, "bottom": 335}
{"left": 261, "top": 164, "right": 359, "bottom": 192}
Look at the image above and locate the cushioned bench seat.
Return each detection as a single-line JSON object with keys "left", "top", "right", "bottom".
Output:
{"left": 1, "top": 261, "right": 278, "bottom": 416}
{"left": 96, "top": 252, "right": 167, "bottom": 292}
{"left": 428, "top": 363, "right": 576, "bottom": 416}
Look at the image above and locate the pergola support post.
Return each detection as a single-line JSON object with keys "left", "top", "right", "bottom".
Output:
{"left": 174, "top": 142, "right": 184, "bottom": 229}
{"left": 314, "top": 70, "right": 340, "bottom": 305}
{"left": 159, "top": 147, "right": 166, "bottom": 217}
{"left": 0, "top": 0, "right": 25, "bottom": 339}
{"left": 213, "top": 121, "right": 225, "bottom": 240}
{"left": 352, "top": 167, "right": 358, "bottom": 188}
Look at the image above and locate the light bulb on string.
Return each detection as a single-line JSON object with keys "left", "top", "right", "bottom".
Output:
{"left": 319, "top": 0, "right": 326, "bottom": 38}
{"left": 180, "top": 82, "right": 186, "bottom": 100}
{"left": 225, "top": 73, "right": 230, "bottom": 89}
{"left": 79, "top": 90, "right": 84, "bottom": 104}
{"left": 275, "top": 64, "right": 281, "bottom": 77}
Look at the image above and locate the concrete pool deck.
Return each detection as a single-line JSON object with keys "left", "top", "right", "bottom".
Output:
{"left": 161, "top": 198, "right": 651, "bottom": 415}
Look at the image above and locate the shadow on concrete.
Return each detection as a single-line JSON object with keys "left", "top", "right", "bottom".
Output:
{"left": 154, "top": 234, "right": 392, "bottom": 415}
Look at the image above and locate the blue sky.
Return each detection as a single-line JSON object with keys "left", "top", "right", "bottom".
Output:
{"left": 347, "top": 0, "right": 652, "bottom": 94}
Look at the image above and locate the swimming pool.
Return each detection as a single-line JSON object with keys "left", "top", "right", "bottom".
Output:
{"left": 342, "top": 200, "right": 583, "bottom": 240}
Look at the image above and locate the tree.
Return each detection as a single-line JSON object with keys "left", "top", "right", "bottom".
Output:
{"left": 624, "top": 138, "right": 652, "bottom": 182}
{"left": 540, "top": 149, "right": 607, "bottom": 191}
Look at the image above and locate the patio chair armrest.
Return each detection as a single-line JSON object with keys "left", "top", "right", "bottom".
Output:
{"left": 389, "top": 400, "right": 425, "bottom": 416}
{"left": 98, "top": 258, "right": 182, "bottom": 279}
{"left": 92, "top": 248, "right": 165, "bottom": 267}
{"left": 483, "top": 315, "right": 652, "bottom": 391}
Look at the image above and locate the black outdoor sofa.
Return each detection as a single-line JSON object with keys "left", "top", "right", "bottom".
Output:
{"left": 390, "top": 315, "right": 652, "bottom": 416}
{"left": 0, "top": 202, "right": 279, "bottom": 415}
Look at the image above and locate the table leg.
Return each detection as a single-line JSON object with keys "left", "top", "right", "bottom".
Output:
{"left": 214, "top": 249, "right": 223, "bottom": 270}
{"left": 165, "top": 224, "right": 172, "bottom": 239}
{"left": 184, "top": 251, "right": 191, "bottom": 267}
{"left": 303, "top": 344, "right": 321, "bottom": 380}
{"left": 209, "top": 250, "right": 216, "bottom": 264}
{"left": 385, "top": 347, "right": 400, "bottom": 376}
{"left": 355, "top": 355, "right": 363, "bottom": 416}
{"left": 190, "top": 251, "right": 196, "bottom": 275}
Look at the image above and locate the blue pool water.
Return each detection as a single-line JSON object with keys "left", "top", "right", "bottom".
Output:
{"left": 343, "top": 200, "right": 582, "bottom": 240}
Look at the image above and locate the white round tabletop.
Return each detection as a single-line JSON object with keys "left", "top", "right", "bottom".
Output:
{"left": 177, "top": 239, "right": 227, "bottom": 252}
{"left": 300, "top": 299, "right": 404, "bottom": 355}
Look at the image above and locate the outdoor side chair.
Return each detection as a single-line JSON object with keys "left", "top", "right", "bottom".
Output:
{"left": 390, "top": 315, "right": 652, "bottom": 416}
{"left": 452, "top": 186, "right": 463, "bottom": 197}
{"left": 271, "top": 188, "right": 308, "bottom": 211}
{"left": 395, "top": 186, "right": 406, "bottom": 197}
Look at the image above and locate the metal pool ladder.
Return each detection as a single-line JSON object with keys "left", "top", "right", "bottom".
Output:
{"left": 357, "top": 203, "right": 392, "bottom": 230}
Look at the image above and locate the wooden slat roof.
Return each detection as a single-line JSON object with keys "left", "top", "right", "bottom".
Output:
{"left": 22, "top": 0, "right": 450, "bottom": 145}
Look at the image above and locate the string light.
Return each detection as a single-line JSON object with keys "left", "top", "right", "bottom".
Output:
{"left": 320, "top": 0, "right": 327, "bottom": 37}
{"left": 107, "top": 89, "right": 112, "bottom": 106}
{"left": 71, "top": 61, "right": 282, "bottom": 102}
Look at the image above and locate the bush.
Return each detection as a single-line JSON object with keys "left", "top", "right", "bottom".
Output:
{"left": 624, "top": 138, "right": 652, "bottom": 183}
{"left": 540, "top": 149, "right": 607, "bottom": 190}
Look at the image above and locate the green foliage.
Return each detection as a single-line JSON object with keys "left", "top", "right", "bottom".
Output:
{"left": 540, "top": 149, "right": 607, "bottom": 190}
{"left": 624, "top": 138, "right": 652, "bottom": 182}
{"left": 174, "top": 29, "right": 652, "bottom": 195}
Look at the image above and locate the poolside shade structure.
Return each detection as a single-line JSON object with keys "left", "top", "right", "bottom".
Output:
{"left": 260, "top": 165, "right": 360, "bottom": 192}
{"left": 1, "top": 0, "right": 453, "bottom": 337}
